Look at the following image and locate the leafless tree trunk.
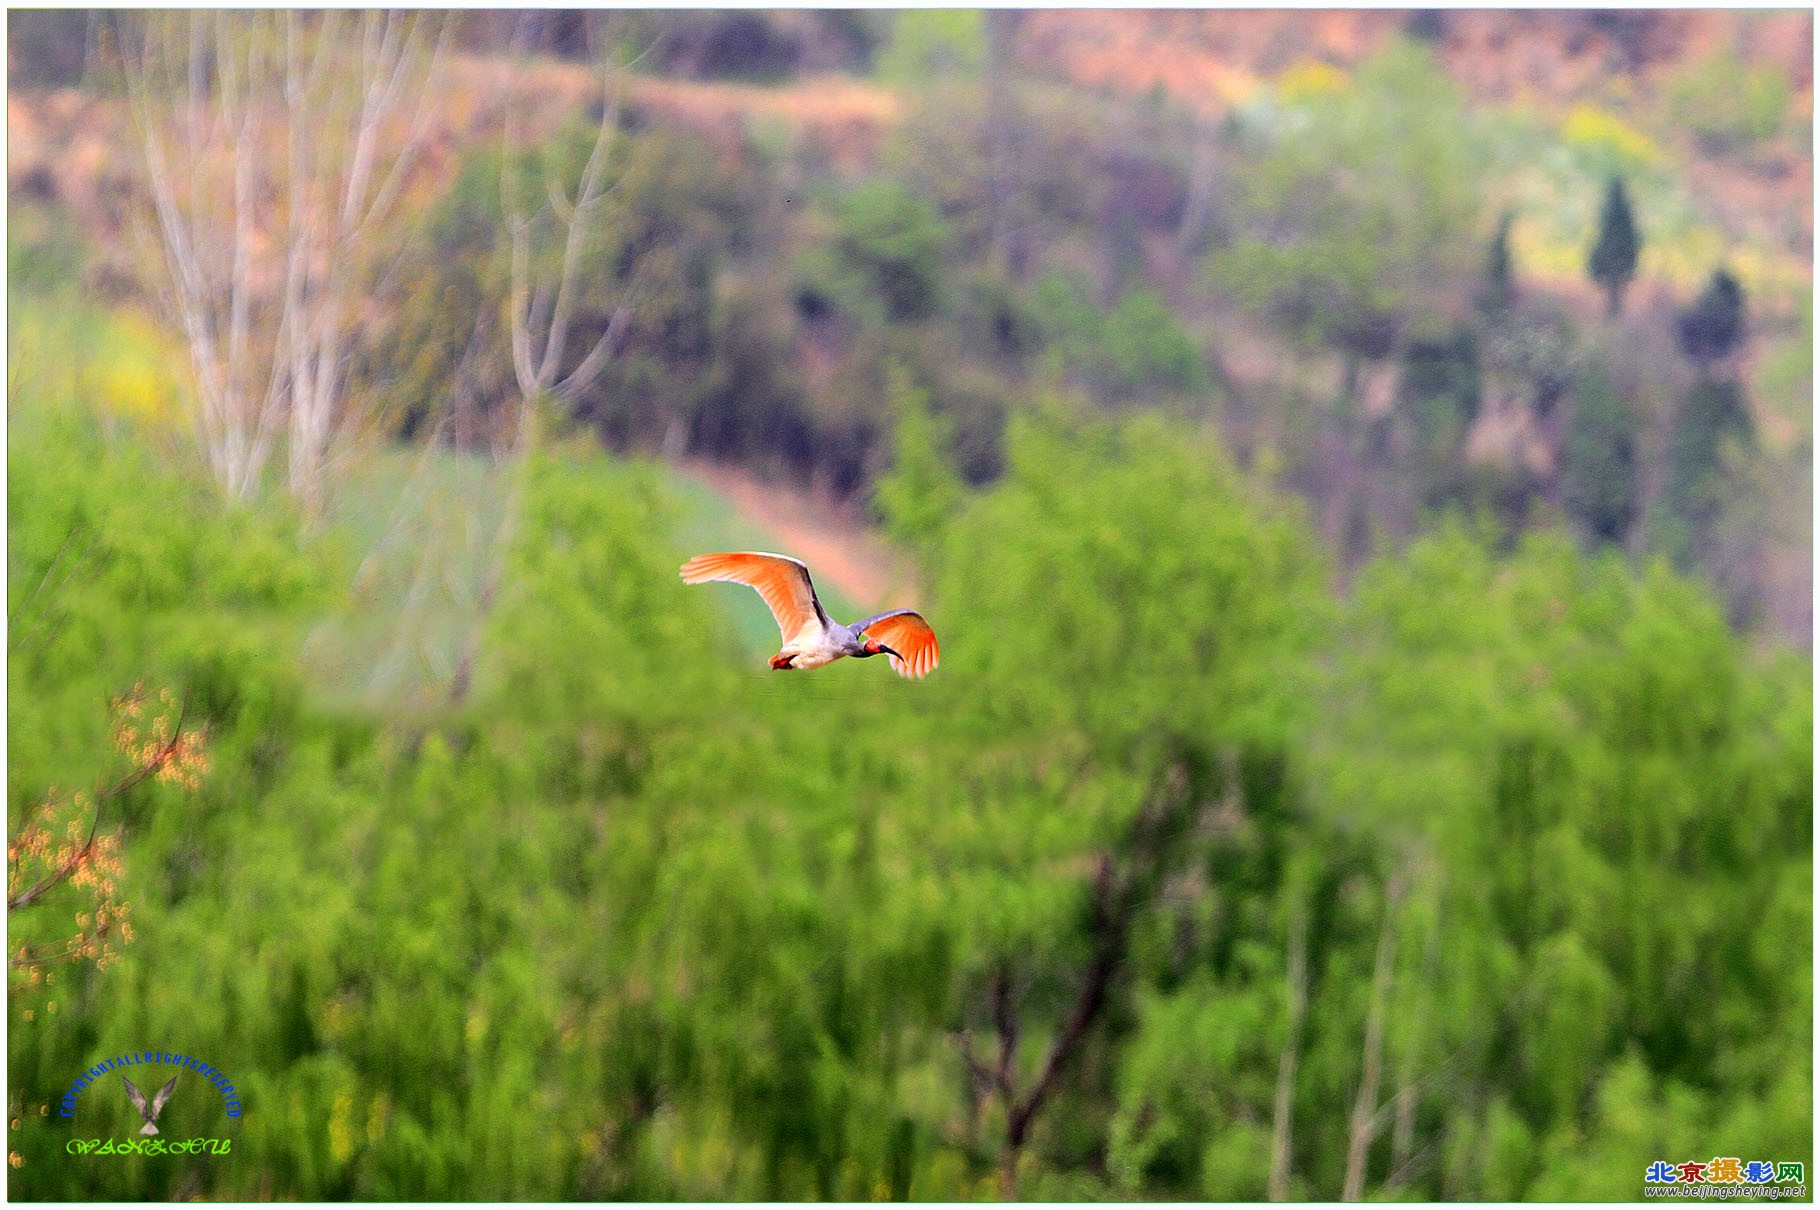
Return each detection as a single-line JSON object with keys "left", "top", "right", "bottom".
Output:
{"left": 1268, "top": 898, "right": 1310, "bottom": 1201}
{"left": 118, "top": 11, "right": 448, "bottom": 510}
{"left": 1342, "top": 875, "right": 1407, "bottom": 1201}
{"left": 1176, "top": 124, "right": 1220, "bottom": 260}
{"left": 447, "top": 22, "right": 638, "bottom": 705}
{"left": 983, "top": 10, "right": 1023, "bottom": 276}
{"left": 1390, "top": 904, "right": 1440, "bottom": 1180}
{"left": 501, "top": 18, "right": 641, "bottom": 425}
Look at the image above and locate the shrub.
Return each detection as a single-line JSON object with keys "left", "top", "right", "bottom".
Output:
{"left": 1667, "top": 50, "right": 1791, "bottom": 156}
{"left": 875, "top": 10, "right": 984, "bottom": 83}
{"left": 1561, "top": 105, "right": 1665, "bottom": 176}
{"left": 1676, "top": 268, "right": 1746, "bottom": 366}
{"left": 1561, "top": 368, "right": 1638, "bottom": 543}
{"left": 830, "top": 181, "right": 949, "bottom": 323}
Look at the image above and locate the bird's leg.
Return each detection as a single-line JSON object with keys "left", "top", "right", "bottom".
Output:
{"left": 769, "top": 653, "right": 796, "bottom": 670}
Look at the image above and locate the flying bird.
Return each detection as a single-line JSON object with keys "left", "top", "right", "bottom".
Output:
{"left": 122, "top": 1074, "right": 178, "bottom": 1137}
{"left": 680, "top": 551, "right": 939, "bottom": 679}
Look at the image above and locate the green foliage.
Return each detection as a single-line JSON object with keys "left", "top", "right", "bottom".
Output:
{"left": 875, "top": 10, "right": 985, "bottom": 84}
{"left": 8, "top": 201, "right": 87, "bottom": 298}
{"left": 1755, "top": 291, "right": 1812, "bottom": 434}
{"left": 369, "top": 119, "right": 746, "bottom": 450}
{"left": 1395, "top": 324, "right": 1482, "bottom": 508}
{"left": 1213, "top": 39, "right": 1485, "bottom": 358}
{"left": 1560, "top": 368, "right": 1638, "bottom": 544}
{"left": 871, "top": 368, "right": 964, "bottom": 560}
{"left": 1312, "top": 525, "right": 1810, "bottom": 1196}
{"left": 1561, "top": 104, "right": 1666, "bottom": 180}
{"left": 1667, "top": 49, "right": 1792, "bottom": 156}
{"left": 1587, "top": 176, "right": 1641, "bottom": 317}
{"left": 1399, "top": 326, "right": 1481, "bottom": 431}
{"left": 10, "top": 355, "right": 1811, "bottom": 1200}
{"left": 1656, "top": 377, "right": 1756, "bottom": 566}
{"left": 807, "top": 180, "right": 949, "bottom": 324}
{"left": 929, "top": 404, "right": 1324, "bottom": 753}
{"left": 11, "top": 22, "right": 1813, "bottom": 1201}
{"left": 1101, "top": 290, "right": 1209, "bottom": 398}
{"left": 1028, "top": 274, "right": 1210, "bottom": 402}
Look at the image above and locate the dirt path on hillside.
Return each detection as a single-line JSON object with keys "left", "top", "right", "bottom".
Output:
{"left": 677, "top": 459, "right": 919, "bottom": 610}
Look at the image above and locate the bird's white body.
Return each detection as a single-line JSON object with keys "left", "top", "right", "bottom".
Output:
{"left": 777, "top": 628, "right": 845, "bottom": 671}
{"left": 780, "top": 643, "right": 843, "bottom": 671}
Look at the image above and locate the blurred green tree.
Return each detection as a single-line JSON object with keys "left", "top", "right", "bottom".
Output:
{"left": 1480, "top": 209, "right": 1517, "bottom": 313}
{"left": 1560, "top": 368, "right": 1638, "bottom": 544}
{"left": 1211, "top": 40, "right": 1483, "bottom": 381}
{"left": 876, "top": 10, "right": 984, "bottom": 84}
{"left": 1677, "top": 267, "right": 1747, "bottom": 368}
{"left": 1310, "top": 524, "right": 1810, "bottom": 1198}
{"left": 1587, "top": 176, "right": 1640, "bottom": 317}
{"left": 1658, "top": 377, "right": 1755, "bottom": 565}
{"left": 829, "top": 181, "right": 949, "bottom": 323}
{"left": 1667, "top": 49, "right": 1792, "bottom": 157}
{"left": 871, "top": 367, "right": 964, "bottom": 561}
{"left": 1395, "top": 323, "right": 1482, "bottom": 508}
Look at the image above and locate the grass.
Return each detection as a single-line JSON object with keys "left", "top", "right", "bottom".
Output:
{"left": 302, "top": 447, "right": 511, "bottom": 715}
{"left": 8, "top": 264, "right": 874, "bottom": 712}
{"left": 298, "top": 447, "right": 870, "bottom": 713}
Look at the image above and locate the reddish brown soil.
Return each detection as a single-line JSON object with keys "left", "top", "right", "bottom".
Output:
{"left": 678, "top": 459, "right": 915, "bottom": 611}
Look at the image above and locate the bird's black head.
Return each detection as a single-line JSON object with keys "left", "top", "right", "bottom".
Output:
{"left": 858, "top": 639, "right": 901, "bottom": 661}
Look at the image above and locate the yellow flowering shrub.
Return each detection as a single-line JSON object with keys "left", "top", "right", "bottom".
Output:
{"left": 1561, "top": 104, "right": 1665, "bottom": 173}
{"left": 1276, "top": 60, "right": 1351, "bottom": 104}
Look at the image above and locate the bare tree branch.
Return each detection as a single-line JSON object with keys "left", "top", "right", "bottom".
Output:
{"left": 1342, "top": 874, "right": 1409, "bottom": 1202}
{"left": 978, "top": 763, "right": 1196, "bottom": 1197}
{"left": 119, "top": 11, "right": 446, "bottom": 509}
{"left": 1269, "top": 897, "right": 1311, "bottom": 1201}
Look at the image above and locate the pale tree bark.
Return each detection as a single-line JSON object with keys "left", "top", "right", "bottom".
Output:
{"left": 501, "top": 60, "right": 637, "bottom": 425}
{"left": 1267, "top": 898, "right": 1310, "bottom": 1201}
{"left": 118, "top": 11, "right": 448, "bottom": 510}
{"left": 1390, "top": 901, "right": 1440, "bottom": 1181}
{"left": 447, "top": 24, "right": 639, "bottom": 705}
{"left": 1175, "top": 124, "right": 1220, "bottom": 260}
{"left": 1342, "top": 874, "right": 1409, "bottom": 1202}
{"left": 982, "top": 9, "right": 1022, "bottom": 276}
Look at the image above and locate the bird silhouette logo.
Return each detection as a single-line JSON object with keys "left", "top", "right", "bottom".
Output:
{"left": 121, "top": 1074, "right": 178, "bottom": 1137}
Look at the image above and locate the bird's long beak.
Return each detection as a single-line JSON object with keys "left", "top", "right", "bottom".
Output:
{"left": 879, "top": 644, "right": 902, "bottom": 661}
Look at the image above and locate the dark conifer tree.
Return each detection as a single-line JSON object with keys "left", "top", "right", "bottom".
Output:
{"left": 1676, "top": 267, "right": 1746, "bottom": 367}
{"left": 1480, "top": 209, "right": 1516, "bottom": 313}
{"left": 1587, "top": 176, "right": 1640, "bottom": 316}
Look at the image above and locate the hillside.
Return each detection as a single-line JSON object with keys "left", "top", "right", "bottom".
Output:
{"left": 13, "top": 12, "right": 1811, "bottom": 283}
{"left": 11, "top": 12, "right": 1811, "bottom": 650}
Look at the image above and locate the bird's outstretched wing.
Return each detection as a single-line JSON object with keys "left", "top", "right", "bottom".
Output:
{"left": 853, "top": 610, "right": 940, "bottom": 679}
{"left": 680, "top": 552, "right": 830, "bottom": 643}
{"left": 122, "top": 1075, "right": 149, "bottom": 1118}
{"left": 150, "top": 1075, "right": 178, "bottom": 1118}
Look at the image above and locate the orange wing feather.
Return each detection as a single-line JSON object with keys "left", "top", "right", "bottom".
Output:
{"left": 857, "top": 610, "right": 940, "bottom": 680}
{"left": 679, "top": 552, "right": 828, "bottom": 643}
